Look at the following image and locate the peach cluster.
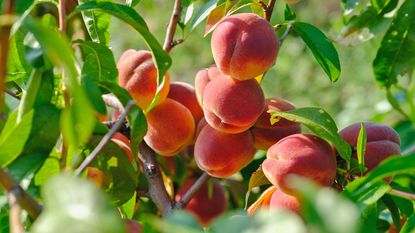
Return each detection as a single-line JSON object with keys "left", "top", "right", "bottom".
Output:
{"left": 250, "top": 122, "right": 400, "bottom": 215}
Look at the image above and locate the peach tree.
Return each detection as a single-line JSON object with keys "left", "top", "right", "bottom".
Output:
{"left": 0, "top": 0, "right": 414, "bottom": 232}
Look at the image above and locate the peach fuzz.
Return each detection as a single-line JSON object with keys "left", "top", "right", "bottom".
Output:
{"left": 194, "top": 124, "right": 255, "bottom": 178}
{"left": 117, "top": 50, "right": 170, "bottom": 110}
{"left": 203, "top": 75, "right": 265, "bottom": 134}
{"left": 144, "top": 98, "right": 195, "bottom": 156}
{"left": 252, "top": 98, "right": 301, "bottom": 150}
{"left": 194, "top": 65, "right": 223, "bottom": 106}
{"left": 168, "top": 82, "right": 204, "bottom": 124}
{"left": 211, "top": 13, "right": 279, "bottom": 80}
{"left": 339, "top": 122, "right": 400, "bottom": 171}
{"left": 262, "top": 134, "right": 337, "bottom": 194}
{"left": 175, "top": 178, "right": 227, "bottom": 226}
{"left": 269, "top": 189, "right": 301, "bottom": 214}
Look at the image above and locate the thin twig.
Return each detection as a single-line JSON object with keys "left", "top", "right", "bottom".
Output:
{"left": 265, "top": 0, "right": 276, "bottom": 22}
{"left": 58, "top": 0, "right": 66, "bottom": 33}
{"left": 0, "top": 169, "right": 42, "bottom": 219}
{"left": 102, "top": 94, "right": 125, "bottom": 112}
{"left": 390, "top": 189, "right": 415, "bottom": 200}
{"left": 75, "top": 100, "right": 136, "bottom": 175}
{"left": 174, "top": 173, "right": 210, "bottom": 209}
{"left": 137, "top": 142, "right": 174, "bottom": 216}
{"left": 279, "top": 24, "right": 292, "bottom": 45}
{"left": 8, "top": 193, "right": 24, "bottom": 233}
{"left": 163, "top": 0, "right": 183, "bottom": 52}
{"left": 0, "top": 0, "right": 14, "bottom": 113}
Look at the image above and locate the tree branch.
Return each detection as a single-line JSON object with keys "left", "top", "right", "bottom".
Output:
{"left": 174, "top": 173, "right": 210, "bottom": 209}
{"left": 163, "top": 0, "right": 183, "bottom": 52}
{"left": 0, "top": 0, "right": 14, "bottom": 113}
{"left": 102, "top": 94, "right": 124, "bottom": 113}
{"left": 390, "top": 189, "right": 415, "bottom": 200}
{"left": 58, "top": 0, "right": 66, "bottom": 33}
{"left": 75, "top": 100, "right": 136, "bottom": 175}
{"left": 265, "top": 0, "right": 276, "bottom": 22}
{"left": 8, "top": 193, "right": 24, "bottom": 233}
{"left": 279, "top": 24, "right": 292, "bottom": 45}
{"left": 137, "top": 142, "right": 174, "bottom": 216}
{"left": 0, "top": 169, "right": 42, "bottom": 219}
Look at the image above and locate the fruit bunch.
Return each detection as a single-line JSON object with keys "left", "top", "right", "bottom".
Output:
{"left": 116, "top": 12, "right": 401, "bottom": 224}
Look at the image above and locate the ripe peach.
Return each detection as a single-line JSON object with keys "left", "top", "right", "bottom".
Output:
{"left": 168, "top": 82, "right": 204, "bottom": 124}
{"left": 194, "top": 124, "right": 255, "bottom": 178}
{"left": 269, "top": 189, "right": 301, "bottom": 213}
{"left": 252, "top": 98, "right": 301, "bottom": 150}
{"left": 194, "top": 65, "right": 223, "bottom": 106}
{"left": 211, "top": 13, "right": 279, "bottom": 80}
{"left": 339, "top": 122, "right": 400, "bottom": 172}
{"left": 112, "top": 132, "right": 134, "bottom": 162}
{"left": 175, "top": 178, "right": 227, "bottom": 225}
{"left": 144, "top": 98, "right": 195, "bottom": 156}
{"left": 203, "top": 75, "right": 265, "bottom": 134}
{"left": 262, "top": 134, "right": 337, "bottom": 194}
{"left": 117, "top": 50, "right": 170, "bottom": 110}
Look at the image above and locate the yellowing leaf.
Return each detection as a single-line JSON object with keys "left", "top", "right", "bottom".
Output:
{"left": 204, "top": 3, "right": 226, "bottom": 36}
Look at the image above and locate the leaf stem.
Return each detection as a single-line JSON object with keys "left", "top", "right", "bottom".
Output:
{"left": 8, "top": 193, "right": 24, "bottom": 233}
{"left": 163, "top": 0, "right": 183, "bottom": 53}
{"left": 174, "top": 173, "right": 210, "bottom": 209}
{"left": 279, "top": 24, "right": 292, "bottom": 45}
{"left": 75, "top": 100, "right": 135, "bottom": 175}
{"left": 58, "top": 0, "right": 66, "bottom": 33}
{"left": 0, "top": 169, "right": 42, "bottom": 219}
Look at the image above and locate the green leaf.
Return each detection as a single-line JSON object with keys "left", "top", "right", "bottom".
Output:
{"left": 75, "top": 40, "right": 118, "bottom": 82}
{"left": 284, "top": 4, "right": 296, "bottom": 21}
{"left": 400, "top": 213, "right": 415, "bottom": 233}
{"left": 18, "top": 69, "right": 42, "bottom": 121}
{"left": 0, "top": 110, "right": 34, "bottom": 167}
{"left": 83, "top": 76, "right": 107, "bottom": 115}
{"left": 86, "top": 137, "right": 138, "bottom": 206}
{"left": 31, "top": 175, "right": 126, "bottom": 233}
{"left": 7, "top": 31, "right": 30, "bottom": 82}
{"left": 356, "top": 123, "right": 367, "bottom": 176}
{"left": 99, "top": 81, "right": 133, "bottom": 106}
{"left": 189, "top": 0, "right": 217, "bottom": 32}
{"left": 382, "top": 195, "right": 402, "bottom": 230}
{"left": 373, "top": 0, "right": 415, "bottom": 87}
{"left": 23, "top": 17, "right": 96, "bottom": 153}
{"left": 371, "top": 0, "right": 398, "bottom": 13}
{"left": 292, "top": 22, "right": 341, "bottom": 82}
{"left": 359, "top": 203, "right": 377, "bottom": 233}
{"left": 34, "top": 156, "right": 60, "bottom": 186}
{"left": 120, "top": 192, "right": 136, "bottom": 219}
{"left": 345, "top": 154, "right": 415, "bottom": 194}
{"left": 78, "top": 0, "right": 111, "bottom": 45}
{"left": 73, "top": 1, "right": 171, "bottom": 112}
{"left": 128, "top": 106, "right": 147, "bottom": 156}
{"left": 268, "top": 107, "right": 352, "bottom": 166}
{"left": 144, "top": 210, "right": 202, "bottom": 233}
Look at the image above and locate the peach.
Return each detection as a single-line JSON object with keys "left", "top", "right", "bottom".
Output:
{"left": 252, "top": 98, "right": 301, "bottom": 150}
{"left": 269, "top": 189, "right": 301, "bottom": 213}
{"left": 175, "top": 178, "right": 227, "bottom": 225}
{"left": 112, "top": 132, "right": 134, "bottom": 162}
{"left": 144, "top": 98, "right": 195, "bottom": 156}
{"left": 194, "top": 65, "right": 223, "bottom": 106}
{"left": 262, "top": 134, "right": 337, "bottom": 194}
{"left": 211, "top": 13, "right": 279, "bottom": 80}
{"left": 194, "top": 124, "right": 255, "bottom": 178}
{"left": 339, "top": 122, "right": 400, "bottom": 172}
{"left": 168, "top": 82, "right": 204, "bottom": 124}
{"left": 117, "top": 50, "right": 170, "bottom": 110}
{"left": 87, "top": 167, "right": 104, "bottom": 187}
{"left": 203, "top": 75, "right": 265, "bottom": 134}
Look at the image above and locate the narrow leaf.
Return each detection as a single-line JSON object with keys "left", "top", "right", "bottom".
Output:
{"left": 356, "top": 123, "right": 367, "bottom": 176}
{"left": 292, "top": 22, "right": 341, "bottom": 82}
{"left": 373, "top": 0, "right": 415, "bottom": 87}
{"left": 204, "top": 3, "right": 226, "bottom": 36}
{"left": 78, "top": 0, "right": 111, "bottom": 45}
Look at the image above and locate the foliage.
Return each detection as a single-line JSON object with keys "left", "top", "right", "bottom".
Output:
{"left": 0, "top": 0, "right": 414, "bottom": 233}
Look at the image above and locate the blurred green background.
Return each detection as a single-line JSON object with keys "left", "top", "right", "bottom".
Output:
{"left": 110, "top": 0, "right": 399, "bottom": 130}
